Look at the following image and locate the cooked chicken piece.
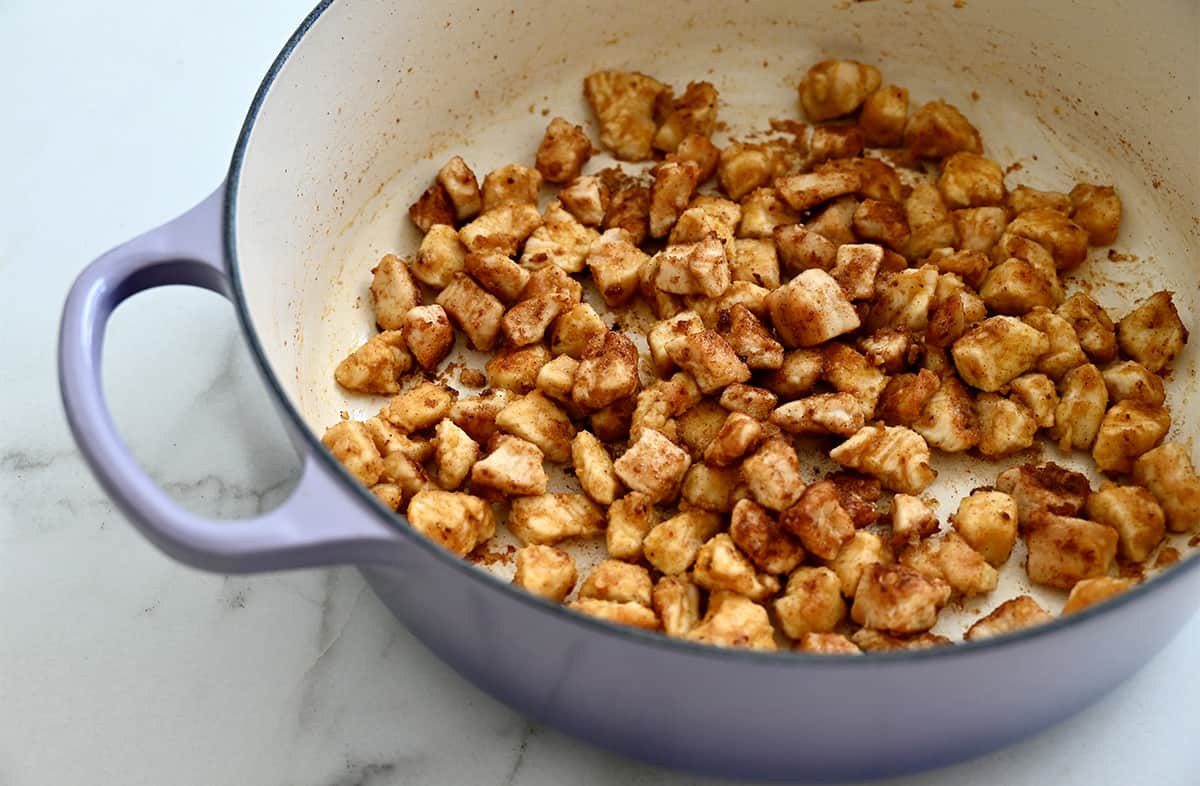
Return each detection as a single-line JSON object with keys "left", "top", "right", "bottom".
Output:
{"left": 829, "top": 530, "right": 895, "bottom": 598}
{"left": 322, "top": 421, "right": 384, "bottom": 486}
{"left": 432, "top": 418, "right": 479, "bottom": 491}
{"left": 725, "top": 498, "right": 803, "bottom": 575}
{"left": 686, "top": 591, "right": 777, "bottom": 651}
{"left": 913, "top": 375, "right": 980, "bottom": 453}
{"left": 867, "top": 265, "right": 940, "bottom": 332}
{"left": 522, "top": 262, "right": 582, "bottom": 307}
{"left": 643, "top": 509, "right": 723, "bottom": 575}
{"left": 701, "top": 411, "right": 763, "bottom": 468}
{"left": 737, "top": 188, "right": 800, "bottom": 241}
{"left": 951, "top": 316, "right": 1049, "bottom": 392}
{"left": 485, "top": 345, "right": 552, "bottom": 394}
{"left": 766, "top": 268, "right": 861, "bottom": 348}
{"left": 851, "top": 564, "right": 952, "bottom": 634}
{"left": 436, "top": 155, "right": 483, "bottom": 222}
{"left": 1062, "top": 576, "right": 1134, "bottom": 614}
{"left": 798, "top": 59, "right": 881, "bottom": 121}
{"left": 770, "top": 393, "right": 865, "bottom": 438}
{"left": 693, "top": 533, "right": 781, "bottom": 602}
{"left": 936, "top": 152, "right": 1005, "bottom": 209}
{"left": 379, "top": 451, "right": 434, "bottom": 501}
{"left": 480, "top": 163, "right": 542, "bottom": 211}
{"left": 1116, "top": 291, "right": 1188, "bottom": 373}
{"left": 629, "top": 372, "right": 701, "bottom": 444}
{"left": 773, "top": 223, "right": 838, "bottom": 274}
{"left": 653, "top": 236, "right": 731, "bottom": 298}
{"left": 535, "top": 117, "right": 593, "bottom": 184}
{"left": 718, "top": 141, "right": 790, "bottom": 201}
{"left": 1047, "top": 363, "right": 1108, "bottom": 452}
{"left": 586, "top": 228, "right": 647, "bottom": 308}
{"left": 664, "top": 329, "right": 750, "bottom": 394}
{"left": 890, "top": 494, "right": 939, "bottom": 550}
{"left": 1085, "top": 482, "right": 1166, "bottom": 562}
{"left": 1100, "top": 360, "right": 1164, "bottom": 408}
{"left": 671, "top": 133, "right": 722, "bottom": 181}
{"left": 570, "top": 430, "right": 622, "bottom": 506}
{"left": 1057, "top": 292, "right": 1117, "bottom": 363}
{"left": 513, "top": 544, "right": 577, "bottom": 602}
{"left": 796, "top": 633, "right": 863, "bottom": 655}
{"left": 964, "top": 595, "right": 1053, "bottom": 641}
{"left": 519, "top": 201, "right": 599, "bottom": 274}
{"left": 364, "top": 417, "right": 433, "bottom": 463}
{"left": 1023, "top": 308, "right": 1088, "bottom": 380}
{"left": 831, "top": 425, "right": 937, "bottom": 495}
{"left": 1132, "top": 443, "right": 1200, "bottom": 533}
{"left": 406, "top": 489, "right": 496, "bottom": 556}
{"left": 334, "top": 331, "right": 412, "bottom": 395}
{"left": 776, "top": 170, "right": 861, "bottom": 213}
{"left": 470, "top": 434, "right": 546, "bottom": 497}
{"left": 979, "top": 258, "right": 1059, "bottom": 316}
{"left": 381, "top": 381, "right": 457, "bottom": 434}
{"left": 809, "top": 126, "right": 865, "bottom": 165}
{"left": 850, "top": 629, "right": 952, "bottom": 652}
{"left": 408, "top": 183, "right": 455, "bottom": 232}
{"left": 654, "top": 81, "right": 720, "bottom": 153}
{"left": 775, "top": 567, "right": 847, "bottom": 639}
{"left": 508, "top": 493, "right": 604, "bottom": 545}
{"left": 583, "top": 70, "right": 669, "bottom": 161}
{"left": 1092, "top": 400, "right": 1171, "bottom": 474}
{"left": 1006, "top": 208, "right": 1089, "bottom": 271}
{"left": 857, "top": 328, "right": 919, "bottom": 373}
{"left": 924, "top": 247, "right": 991, "bottom": 289}
{"left": 717, "top": 304, "right": 782, "bottom": 370}
{"left": 903, "top": 183, "right": 958, "bottom": 261}
{"left": 900, "top": 531, "right": 998, "bottom": 598}
{"left": 602, "top": 180, "right": 651, "bottom": 245}
{"left": 534, "top": 353, "right": 579, "bottom": 406}
{"left": 500, "top": 296, "right": 562, "bottom": 348}
{"left": 859, "top": 84, "right": 909, "bottom": 146}
{"left": 950, "top": 207, "right": 1008, "bottom": 253}
{"left": 568, "top": 598, "right": 661, "bottom": 630}
{"left": 877, "top": 369, "right": 941, "bottom": 427}
{"left": 435, "top": 272, "right": 505, "bottom": 351}
{"left": 653, "top": 575, "right": 702, "bottom": 638}
{"left": 613, "top": 428, "right": 692, "bottom": 504}
{"left": 1008, "top": 373, "right": 1058, "bottom": 429}
{"left": 558, "top": 174, "right": 610, "bottom": 227}
{"left": 1006, "top": 185, "right": 1071, "bottom": 215}
{"left": 1024, "top": 509, "right": 1118, "bottom": 589}
{"left": 1069, "top": 183, "right": 1122, "bottom": 246}
{"left": 680, "top": 462, "right": 747, "bottom": 513}
{"left": 975, "top": 393, "right": 1038, "bottom": 458}
{"left": 570, "top": 330, "right": 640, "bottom": 412}
{"left": 780, "top": 480, "right": 856, "bottom": 560}
{"left": 606, "top": 492, "right": 658, "bottom": 562}
{"left": 549, "top": 301, "right": 607, "bottom": 359}
{"left": 995, "top": 462, "right": 1091, "bottom": 525}
{"left": 903, "top": 100, "right": 982, "bottom": 158}
{"left": 495, "top": 391, "right": 575, "bottom": 463}
{"left": 948, "top": 490, "right": 1018, "bottom": 566}
{"left": 648, "top": 160, "right": 703, "bottom": 238}
{"left": 462, "top": 252, "right": 527, "bottom": 304}
{"left": 579, "top": 559, "right": 654, "bottom": 607}
{"left": 369, "top": 254, "right": 423, "bottom": 331}
{"left": 588, "top": 397, "right": 636, "bottom": 443}
{"left": 742, "top": 437, "right": 806, "bottom": 512}
{"left": 449, "top": 390, "right": 515, "bottom": 445}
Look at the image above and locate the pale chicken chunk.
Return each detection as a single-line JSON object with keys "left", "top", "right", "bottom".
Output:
{"left": 571, "top": 330, "right": 640, "bottom": 411}
{"left": 481, "top": 163, "right": 542, "bottom": 211}
{"left": 495, "top": 391, "right": 575, "bottom": 463}
{"left": 436, "top": 272, "right": 506, "bottom": 352}
{"left": 776, "top": 170, "right": 861, "bottom": 213}
{"left": 995, "top": 462, "right": 1091, "bottom": 525}
{"left": 951, "top": 316, "right": 1049, "bottom": 392}
{"left": 654, "top": 81, "right": 720, "bottom": 153}
{"left": 693, "top": 533, "right": 781, "bottom": 602}
{"left": 1085, "top": 483, "right": 1166, "bottom": 562}
{"left": 613, "top": 428, "right": 692, "bottom": 504}
{"left": 903, "top": 100, "right": 982, "bottom": 158}
{"left": 975, "top": 393, "right": 1038, "bottom": 458}
{"left": 370, "top": 253, "right": 422, "bottom": 330}
{"left": 1116, "top": 291, "right": 1188, "bottom": 373}
{"left": 666, "top": 330, "right": 751, "bottom": 394}
{"left": 771, "top": 393, "right": 865, "bottom": 438}
{"left": 587, "top": 228, "right": 648, "bottom": 308}
{"left": 572, "top": 430, "right": 622, "bottom": 505}
{"left": 470, "top": 434, "right": 547, "bottom": 497}
{"left": 774, "top": 567, "right": 847, "bottom": 639}
{"left": 743, "top": 437, "right": 806, "bottom": 512}
{"left": 653, "top": 575, "right": 702, "bottom": 638}
{"left": 829, "top": 425, "right": 937, "bottom": 495}
{"left": 1132, "top": 443, "right": 1200, "bottom": 533}
{"left": 520, "top": 201, "right": 600, "bottom": 274}
{"left": 867, "top": 265, "right": 939, "bottom": 333}
{"left": 334, "top": 331, "right": 412, "bottom": 395}
{"left": 535, "top": 117, "right": 593, "bottom": 184}
{"left": 964, "top": 596, "right": 1052, "bottom": 641}
{"left": 766, "top": 268, "right": 861, "bottom": 347}
{"left": 851, "top": 564, "right": 952, "bottom": 634}
{"left": 1024, "top": 510, "right": 1117, "bottom": 589}
{"left": 458, "top": 203, "right": 544, "bottom": 257}
{"left": 830, "top": 530, "right": 895, "bottom": 598}
{"left": 558, "top": 175, "right": 610, "bottom": 227}
{"left": 407, "top": 489, "right": 495, "bottom": 557}
{"left": 642, "top": 509, "right": 722, "bottom": 575}
{"left": 798, "top": 59, "right": 881, "bottom": 121}
{"left": 900, "top": 531, "right": 999, "bottom": 598}
{"left": 937, "top": 152, "right": 1006, "bottom": 208}
{"left": 436, "top": 156, "right": 483, "bottom": 222}
{"left": 1069, "top": 183, "right": 1122, "bottom": 246}
{"left": 513, "top": 544, "right": 577, "bottom": 601}
{"left": 1101, "top": 361, "right": 1165, "bottom": 407}
{"left": 779, "top": 480, "right": 857, "bottom": 560}
{"left": 1062, "top": 576, "right": 1134, "bottom": 614}
{"left": 401, "top": 305, "right": 455, "bottom": 372}
{"left": 1091, "top": 400, "right": 1170, "bottom": 474}
{"left": 1009, "top": 373, "right": 1058, "bottom": 429}
{"left": 606, "top": 492, "right": 659, "bottom": 562}
{"left": 859, "top": 84, "right": 909, "bottom": 146}
{"left": 433, "top": 418, "right": 479, "bottom": 491}
{"left": 322, "top": 421, "right": 384, "bottom": 486}
{"left": 579, "top": 560, "right": 654, "bottom": 606}
{"left": 648, "top": 160, "right": 703, "bottom": 238}
{"left": 1048, "top": 363, "right": 1108, "bottom": 452}
{"left": 913, "top": 376, "right": 980, "bottom": 453}
{"left": 508, "top": 493, "right": 604, "bottom": 545}
{"left": 583, "top": 70, "right": 669, "bottom": 161}
{"left": 1057, "top": 292, "right": 1117, "bottom": 363}
{"left": 686, "top": 591, "right": 777, "bottom": 651}
{"left": 1006, "top": 208, "right": 1089, "bottom": 271}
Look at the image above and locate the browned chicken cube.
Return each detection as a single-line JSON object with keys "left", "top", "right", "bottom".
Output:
{"left": 407, "top": 489, "right": 496, "bottom": 557}
{"left": 775, "top": 567, "right": 847, "bottom": 639}
{"left": 1116, "top": 291, "right": 1188, "bottom": 373}
{"left": 851, "top": 564, "right": 951, "bottom": 634}
{"left": 584, "top": 70, "right": 669, "bottom": 161}
{"left": 1132, "top": 443, "right": 1200, "bottom": 533}
{"left": 1025, "top": 510, "right": 1118, "bottom": 589}
{"left": 798, "top": 59, "right": 881, "bottom": 121}
{"left": 964, "top": 595, "right": 1053, "bottom": 641}
{"left": 513, "top": 544, "right": 577, "bottom": 602}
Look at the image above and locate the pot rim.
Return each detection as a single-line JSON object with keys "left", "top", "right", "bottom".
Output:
{"left": 221, "top": 0, "right": 1200, "bottom": 666}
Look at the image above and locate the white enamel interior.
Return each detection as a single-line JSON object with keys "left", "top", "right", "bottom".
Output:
{"left": 232, "top": 0, "right": 1200, "bottom": 637}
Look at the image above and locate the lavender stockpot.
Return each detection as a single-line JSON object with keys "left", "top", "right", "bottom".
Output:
{"left": 58, "top": 0, "right": 1200, "bottom": 780}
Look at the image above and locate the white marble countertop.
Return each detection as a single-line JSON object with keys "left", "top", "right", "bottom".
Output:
{"left": 2, "top": 1, "right": 1197, "bottom": 784}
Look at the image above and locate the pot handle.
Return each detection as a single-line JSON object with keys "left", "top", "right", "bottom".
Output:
{"left": 58, "top": 187, "right": 407, "bottom": 574}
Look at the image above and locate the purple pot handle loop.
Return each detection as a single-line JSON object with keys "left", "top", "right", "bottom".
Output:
{"left": 58, "top": 187, "right": 406, "bottom": 574}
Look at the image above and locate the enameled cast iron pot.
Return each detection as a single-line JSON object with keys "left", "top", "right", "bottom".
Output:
{"left": 59, "top": 0, "right": 1200, "bottom": 780}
